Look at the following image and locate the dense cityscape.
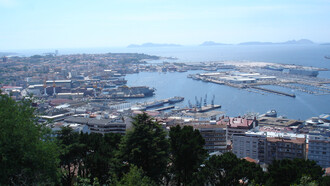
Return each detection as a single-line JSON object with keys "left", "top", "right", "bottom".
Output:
{"left": 0, "top": 51, "right": 329, "bottom": 185}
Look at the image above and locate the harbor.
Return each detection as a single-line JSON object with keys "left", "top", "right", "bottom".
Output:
{"left": 250, "top": 86, "right": 296, "bottom": 98}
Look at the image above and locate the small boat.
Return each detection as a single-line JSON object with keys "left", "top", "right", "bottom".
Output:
{"left": 265, "top": 110, "right": 277, "bottom": 117}
{"left": 259, "top": 110, "right": 277, "bottom": 117}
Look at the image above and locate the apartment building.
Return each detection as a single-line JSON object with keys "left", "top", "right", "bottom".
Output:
{"left": 264, "top": 136, "right": 306, "bottom": 164}
{"left": 194, "top": 123, "right": 228, "bottom": 153}
{"left": 308, "top": 134, "right": 330, "bottom": 168}
{"left": 233, "top": 131, "right": 306, "bottom": 164}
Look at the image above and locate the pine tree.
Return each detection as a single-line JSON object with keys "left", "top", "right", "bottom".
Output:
{"left": 118, "top": 113, "right": 169, "bottom": 184}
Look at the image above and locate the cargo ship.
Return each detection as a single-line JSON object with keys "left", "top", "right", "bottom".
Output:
{"left": 105, "top": 86, "right": 155, "bottom": 98}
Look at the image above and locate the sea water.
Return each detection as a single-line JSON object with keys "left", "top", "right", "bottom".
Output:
{"left": 5, "top": 44, "right": 330, "bottom": 119}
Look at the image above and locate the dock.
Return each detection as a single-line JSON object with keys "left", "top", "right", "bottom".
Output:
{"left": 154, "top": 105, "right": 175, "bottom": 111}
{"left": 189, "top": 104, "right": 221, "bottom": 113}
{"left": 250, "top": 86, "right": 296, "bottom": 98}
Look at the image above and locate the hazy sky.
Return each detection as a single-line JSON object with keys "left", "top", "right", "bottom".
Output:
{"left": 1, "top": 0, "right": 330, "bottom": 50}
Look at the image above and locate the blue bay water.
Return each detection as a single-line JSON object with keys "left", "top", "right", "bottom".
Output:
{"left": 5, "top": 45, "right": 330, "bottom": 119}
{"left": 125, "top": 71, "right": 329, "bottom": 120}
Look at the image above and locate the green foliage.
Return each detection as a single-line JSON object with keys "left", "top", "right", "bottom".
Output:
{"left": 267, "top": 158, "right": 324, "bottom": 186}
{"left": 114, "top": 165, "right": 155, "bottom": 186}
{"left": 197, "top": 152, "right": 265, "bottom": 186}
{"left": 79, "top": 132, "right": 122, "bottom": 184}
{"left": 56, "top": 127, "right": 122, "bottom": 185}
{"left": 320, "top": 176, "right": 330, "bottom": 186}
{"left": 292, "top": 175, "right": 319, "bottom": 186}
{"left": 0, "top": 93, "right": 60, "bottom": 185}
{"left": 169, "top": 125, "right": 208, "bottom": 185}
{"left": 56, "top": 126, "right": 85, "bottom": 185}
{"left": 118, "top": 113, "right": 169, "bottom": 184}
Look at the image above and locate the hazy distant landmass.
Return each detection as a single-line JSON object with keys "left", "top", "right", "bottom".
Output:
{"left": 128, "top": 43, "right": 181, "bottom": 48}
{"left": 0, "top": 52, "right": 16, "bottom": 57}
{"left": 320, "top": 43, "right": 330, "bottom": 45}
{"left": 199, "top": 41, "right": 229, "bottom": 46}
{"left": 239, "top": 39, "right": 314, "bottom": 45}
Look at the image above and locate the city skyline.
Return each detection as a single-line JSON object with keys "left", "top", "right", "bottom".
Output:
{"left": 1, "top": 0, "right": 330, "bottom": 50}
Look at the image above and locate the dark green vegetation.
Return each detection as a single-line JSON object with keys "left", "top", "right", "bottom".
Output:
{"left": 1, "top": 94, "right": 330, "bottom": 185}
{"left": 0, "top": 93, "right": 59, "bottom": 185}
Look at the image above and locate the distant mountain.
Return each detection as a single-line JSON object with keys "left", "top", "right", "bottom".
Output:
{"left": 320, "top": 43, "right": 330, "bottom": 45}
{"left": 199, "top": 41, "right": 228, "bottom": 46}
{"left": 239, "top": 41, "right": 274, "bottom": 45}
{"left": 127, "top": 43, "right": 181, "bottom": 48}
{"left": 239, "top": 39, "right": 314, "bottom": 45}
{"left": 282, "top": 39, "right": 314, "bottom": 44}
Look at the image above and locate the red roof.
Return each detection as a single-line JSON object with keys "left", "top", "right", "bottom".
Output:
{"left": 243, "top": 157, "right": 258, "bottom": 163}
{"left": 217, "top": 116, "right": 255, "bottom": 128}
{"left": 325, "top": 167, "right": 330, "bottom": 176}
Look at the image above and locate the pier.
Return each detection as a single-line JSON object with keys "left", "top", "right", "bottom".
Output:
{"left": 250, "top": 86, "right": 296, "bottom": 98}
{"left": 189, "top": 104, "right": 221, "bottom": 113}
{"left": 154, "top": 105, "right": 175, "bottom": 111}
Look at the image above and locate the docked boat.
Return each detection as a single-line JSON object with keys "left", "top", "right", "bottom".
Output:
{"left": 106, "top": 86, "right": 155, "bottom": 98}
{"left": 144, "top": 101, "right": 165, "bottom": 109}
{"left": 168, "top": 96, "right": 184, "bottom": 104}
{"left": 259, "top": 110, "right": 277, "bottom": 117}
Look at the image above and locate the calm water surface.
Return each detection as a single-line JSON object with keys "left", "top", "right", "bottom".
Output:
{"left": 5, "top": 45, "right": 330, "bottom": 119}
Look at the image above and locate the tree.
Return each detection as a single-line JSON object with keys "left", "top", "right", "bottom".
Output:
{"left": 118, "top": 113, "right": 169, "bottom": 184}
{"left": 196, "top": 152, "right": 264, "bottom": 186}
{"left": 169, "top": 125, "right": 208, "bottom": 185}
{"left": 56, "top": 126, "right": 86, "bottom": 185}
{"left": 114, "top": 165, "right": 155, "bottom": 186}
{"left": 79, "top": 132, "right": 122, "bottom": 184}
{"left": 320, "top": 176, "right": 330, "bottom": 186}
{"left": 267, "top": 158, "right": 324, "bottom": 185}
{"left": 294, "top": 175, "right": 318, "bottom": 186}
{"left": 0, "top": 93, "right": 60, "bottom": 185}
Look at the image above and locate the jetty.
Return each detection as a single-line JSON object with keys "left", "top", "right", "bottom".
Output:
{"left": 188, "top": 104, "right": 221, "bottom": 113}
{"left": 250, "top": 86, "right": 296, "bottom": 98}
{"left": 154, "top": 105, "right": 175, "bottom": 111}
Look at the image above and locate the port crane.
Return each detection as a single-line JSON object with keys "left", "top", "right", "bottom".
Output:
{"left": 204, "top": 94, "right": 207, "bottom": 106}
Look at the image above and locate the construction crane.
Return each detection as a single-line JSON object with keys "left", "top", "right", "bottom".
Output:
{"left": 188, "top": 100, "right": 192, "bottom": 108}
{"left": 211, "top": 95, "right": 215, "bottom": 107}
{"left": 195, "top": 96, "right": 198, "bottom": 108}
{"left": 204, "top": 94, "right": 207, "bottom": 106}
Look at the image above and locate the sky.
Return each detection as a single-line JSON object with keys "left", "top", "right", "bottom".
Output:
{"left": 1, "top": 0, "right": 330, "bottom": 50}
